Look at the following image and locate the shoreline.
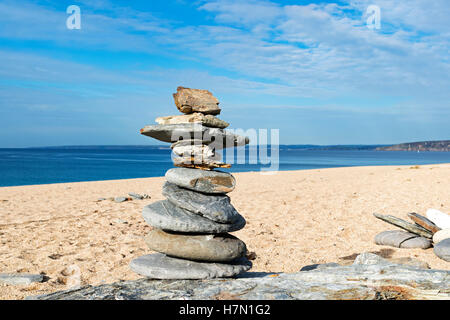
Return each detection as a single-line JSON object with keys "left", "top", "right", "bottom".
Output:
{"left": 1, "top": 163, "right": 449, "bottom": 299}
{"left": 1, "top": 162, "right": 450, "bottom": 189}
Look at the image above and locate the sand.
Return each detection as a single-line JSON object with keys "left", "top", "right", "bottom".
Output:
{"left": 0, "top": 163, "right": 449, "bottom": 299}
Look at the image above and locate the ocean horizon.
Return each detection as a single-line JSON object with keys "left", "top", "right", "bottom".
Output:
{"left": 1, "top": 145, "right": 449, "bottom": 187}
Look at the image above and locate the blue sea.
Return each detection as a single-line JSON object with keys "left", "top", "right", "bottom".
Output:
{"left": 0, "top": 145, "right": 449, "bottom": 187}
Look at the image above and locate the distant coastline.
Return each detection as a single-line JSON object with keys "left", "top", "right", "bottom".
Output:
{"left": 376, "top": 140, "right": 450, "bottom": 152}
{"left": 1, "top": 141, "right": 449, "bottom": 151}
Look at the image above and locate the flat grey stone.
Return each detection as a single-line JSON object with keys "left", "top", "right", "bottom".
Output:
{"left": 373, "top": 213, "right": 433, "bottom": 238}
{"left": 434, "top": 238, "right": 450, "bottom": 261}
{"left": 145, "top": 229, "right": 246, "bottom": 262}
{"left": 400, "top": 236, "right": 432, "bottom": 249}
{"left": 162, "top": 182, "right": 240, "bottom": 223}
{"left": 156, "top": 113, "right": 229, "bottom": 129}
{"left": 129, "top": 253, "right": 252, "bottom": 279}
{"left": 165, "top": 168, "right": 235, "bottom": 194}
{"left": 114, "top": 197, "right": 128, "bottom": 203}
{"left": 128, "top": 193, "right": 144, "bottom": 200}
{"left": 0, "top": 273, "right": 44, "bottom": 285}
{"left": 140, "top": 123, "right": 249, "bottom": 148}
{"left": 142, "top": 200, "right": 245, "bottom": 233}
{"left": 374, "top": 230, "right": 432, "bottom": 248}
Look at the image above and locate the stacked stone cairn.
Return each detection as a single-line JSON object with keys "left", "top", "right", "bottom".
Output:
{"left": 373, "top": 209, "right": 450, "bottom": 262}
{"left": 130, "top": 87, "right": 253, "bottom": 279}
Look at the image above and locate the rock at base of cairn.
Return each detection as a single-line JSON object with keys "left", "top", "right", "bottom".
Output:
{"left": 130, "top": 253, "right": 252, "bottom": 279}
{"left": 145, "top": 229, "right": 247, "bottom": 262}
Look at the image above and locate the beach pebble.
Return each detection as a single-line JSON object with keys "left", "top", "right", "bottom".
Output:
{"left": 128, "top": 193, "right": 144, "bottom": 200}
{"left": 129, "top": 253, "right": 252, "bottom": 279}
{"left": 162, "top": 182, "right": 241, "bottom": 223}
{"left": 426, "top": 209, "right": 450, "bottom": 229}
{"left": 165, "top": 167, "right": 235, "bottom": 194}
{"left": 374, "top": 230, "right": 432, "bottom": 249}
{"left": 145, "top": 229, "right": 246, "bottom": 262}
{"left": 114, "top": 197, "right": 128, "bottom": 203}
{"left": 433, "top": 229, "right": 450, "bottom": 244}
{"left": 142, "top": 200, "right": 245, "bottom": 233}
{"left": 0, "top": 273, "right": 44, "bottom": 285}
{"left": 433, "top": 238, "right": 450, "bottom": 262}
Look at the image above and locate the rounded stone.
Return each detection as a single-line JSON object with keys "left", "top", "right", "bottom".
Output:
{"left": 165, "top": 167, "right": 235, "bottom": 194}
{"left": 433, "top": 229, "right": 450, "bottom": 244}
{"left": 145, "top": 229, "right": 247, "bottom": 262}
{"left": 130, "top": 253, "right": 252, "bottom": 279}
{"left": 426, "top": 209, "right": 450, "bottom": 229}
{"left": 142, "top": 200, "right": 246, "bottom": 233}
{"left": 162, "top": 182, "right": 240, "bottom": 223}
{"left": 433, "top": 238, "right": 450, "bottom": 262}
{"left": 374, "top": 230, "right": 432, "bottom": 249}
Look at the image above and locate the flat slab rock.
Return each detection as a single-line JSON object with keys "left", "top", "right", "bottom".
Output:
{"left": 166, "top": 167, "right": 235, "bottom": 194}
{"left": 434, "top": 238, "right": 450, "bottom": 262}
{"left": 129, "top": 253, "right": 252, "bottom": 279}
{"left": 140, "top": 123, "right": 249, "bottom": 148}
{"left": 145, "top": 229, "right": 246, "bottom": 262}
{"left": 156, "top": 113, "right": 229, "bottom": 129}
{"left": 29, "top": 253, "right": 450, "bottom": 300}
{"left": 373, "top": 213, "right": 433, "bottom": 238}
{"left": 407, "top": 212, "right": 441, "bottom": 234}
{"left": 374, "top": 230, "right": 432, "bottom": 249}
{"left": 0, "top": 273, "right": 44, "bottom": 285}
{"left": 162, "top": 182, "right": 240, "bottom": 224}
{"left": 142, "top": 200, "right": 246, "bottom": 233}
{"left": 173, "top": 156, "right": 231, "bottom": 170}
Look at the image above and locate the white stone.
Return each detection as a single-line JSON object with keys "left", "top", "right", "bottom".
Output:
{"left": 426, "top": 209, "right": 450, "bottom": 229}
{"left": 433, "top": 228, "right": 450, "bottom": 244}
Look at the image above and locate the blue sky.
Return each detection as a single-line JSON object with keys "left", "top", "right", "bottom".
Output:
{"left": 0, "top": 0, "right": 449, "bottom": 147}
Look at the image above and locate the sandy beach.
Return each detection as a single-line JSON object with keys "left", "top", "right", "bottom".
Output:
{"left": 0, "top": 163, "right": 449, "bottom": 299}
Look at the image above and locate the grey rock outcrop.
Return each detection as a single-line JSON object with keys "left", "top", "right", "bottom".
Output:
{"left": 29, "top": 253, "right": 450, "bottom": 300}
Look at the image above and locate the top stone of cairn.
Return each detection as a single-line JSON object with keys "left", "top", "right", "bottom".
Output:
{"left": 173, "top": 87, "right": 221, "bottom": 115}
